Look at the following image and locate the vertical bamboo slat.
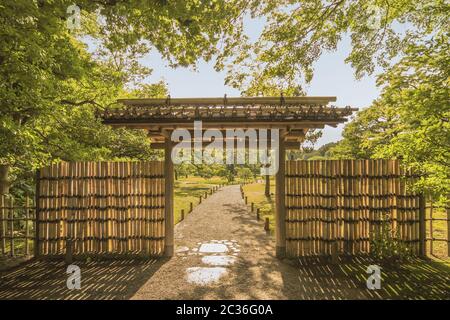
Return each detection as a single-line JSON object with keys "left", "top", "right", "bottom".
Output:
{"left": 25, "top": 197, "right": 30, "bottom": 255}
{"left": 9, "top": 197, "right": 14, "bottom": 257}
{"left": 1, "top": 196, "right": 5, "bottom": 254}
{"left": 429, "top": 201, "right": 434, "bottom": 256}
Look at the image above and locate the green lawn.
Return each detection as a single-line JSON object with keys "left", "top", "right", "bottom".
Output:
{"left": 174, "top": 176, "right": 227, "bottom": 224}
{"left": 242, "top": 180, "right": 275, "bottom": 233}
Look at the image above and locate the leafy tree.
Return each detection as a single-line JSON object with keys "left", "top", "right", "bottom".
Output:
{"left": 0, "top": 0, "right": 248, "bottom": 195}
{"left": 237, "top": 167, "right": 254, "bottom": 183}
{"left": 330, "top": 34, "right": 449, "bottom": 198}
{"left": 223, "top": 0, "right": 449, "bottom": 93}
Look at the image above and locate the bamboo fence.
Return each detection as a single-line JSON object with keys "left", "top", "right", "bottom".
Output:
{"left": 36, "top": 161, "right": 165, "bottom": 257}
{"left": 285, "top": 160, "right": 422, "bottom": 257}
{"left": 2, "top": 160, "right": 448, "bottom": 260}
{"left": 0, "top": 195, "right": 35, "bottom": 256}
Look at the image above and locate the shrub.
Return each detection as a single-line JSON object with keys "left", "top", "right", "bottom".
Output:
{"left": 370, "top": 213, "right": 412, "bottom": 264}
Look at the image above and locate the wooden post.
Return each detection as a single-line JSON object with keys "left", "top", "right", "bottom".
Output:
{"left": 34, "top": 169, "right": 40, "bottom": 257}
{"left": 275, "top": 129, "right": 286, "bottom": 258}
{"left": 251, "top": 202, "right": 254, "bottom": 212}
{"left": 447, "top": 195, "right": 450, "bottom": 257}
{"left": 429, "top": 200, "right": 434, "bottom": 256}
{"left": 181, "top": 209, "right": 185, "bottom": 221}
{"left": 9, "top": 196, "right": 14, "bottom": 257}
{"left": 419, "top": 194, "right": 426, "bottom": 257}
{"left": 189, "top": 202, "right": 193, "bottom": 213}
{"left": 164, "top": 136, "right": 174, "bottom": 257}
{"left": 245, "top": 196, "right": 248, "bottom": 205}
{"left": 25, "top": 197, "right": 30, "bottom": 255}
{"left": 0, "top": 165, "right": 10, "bottom": 195}
{"left": 204, "top": 191, "right": 208, "bottom": 199}
{"left": 265, "top": 174, "right": 270, "bottom": 197}
{"left": 199, "top": 195, "right": 202, "bottom": 204}
{"left": 256, "top": 208, "right": 260, "bottom": 221}
{"left": 1, "top": 196, "right": 5, "bottom": 254}
{"left": 264, "top": 218, "right": 270, "bottom": 233}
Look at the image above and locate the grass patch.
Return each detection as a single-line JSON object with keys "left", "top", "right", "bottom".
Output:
{"left": 242, "top": 180, "right": 275, "bottom": 233}
{"left": 174, "top": 176, "right": 227, "bottom": 224}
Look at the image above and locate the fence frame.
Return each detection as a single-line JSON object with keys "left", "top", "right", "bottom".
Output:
{"left": 0, "top": 195, "right": 35, "bottom": 257}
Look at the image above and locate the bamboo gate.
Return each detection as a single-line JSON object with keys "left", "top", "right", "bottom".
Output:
{"left": 284, "top": 159, "right": 423, "bottom": 257}
{"left": 35, "top": 161, "right": 165, "bottom": 257}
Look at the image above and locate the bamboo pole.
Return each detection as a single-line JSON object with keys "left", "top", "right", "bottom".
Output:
{"left": 429, "top": 200, "right": 434, "bottom": 256}
{"left": 164, "top": 136, "right": 174, "bottom": 257}
{"left": 25, "top": 196, "right": 30, "bottom": 255}
{"left": 34, "top": 169, "right": 40, "bottom": 257}
{"left": 447, "top": 195, "right": 450, "bottom": 257}
{"left": 419, "top": 194, "right": 426, "bottom": 257}
{"left": 1, "top": 195, "right": 5, "bottom": 254}
{"left": 9, "top": 196, "right": 14, "bottom": 257}
{"left": 275, "top": 129, "right": 286, "bottom": 258}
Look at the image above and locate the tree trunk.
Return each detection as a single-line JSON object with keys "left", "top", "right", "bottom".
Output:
{"left": 265, "top": 174, "right": 270, "bottom": 198}
{"left": 0, "top": 164, "right": 10, "bottom": 195}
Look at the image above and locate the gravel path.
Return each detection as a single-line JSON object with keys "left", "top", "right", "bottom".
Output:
{"left": 132, "top": 185, "right": 286, "bottom": 299}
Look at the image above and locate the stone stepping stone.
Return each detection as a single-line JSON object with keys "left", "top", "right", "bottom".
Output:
{"left": 201, "top": 255, "right": 236, "bottom": 266}
{"left": 175, "top": 246, "right": 189, "bottom": 254}
{"left": 186, "top": 267, "right": 228, "bottom": 285}
{"left": 199, "top": 243, "right": 228, "bottom": 253}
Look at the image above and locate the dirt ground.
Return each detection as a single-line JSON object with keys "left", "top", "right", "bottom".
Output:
{"left": 0, "top": 185, "right": 449, "bottom": 300}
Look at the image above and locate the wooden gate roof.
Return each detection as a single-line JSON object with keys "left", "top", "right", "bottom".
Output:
{"left": 101, "top": 96, "right": 356, "bottom": 128}
{"left": 100, "top": 96, "right": 357, "bottom": 149}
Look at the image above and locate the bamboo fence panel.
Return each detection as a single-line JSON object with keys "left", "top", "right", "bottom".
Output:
{"left": 36, "top": 161, "right": 165, "bottom": 257}
{"left": 285, "top": 159, "right": 421, "bottom": 257}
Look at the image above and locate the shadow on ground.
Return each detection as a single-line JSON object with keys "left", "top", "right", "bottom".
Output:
{"left": 0, "top": 258, "right": 167, "bottom": 300}
{"left": 175, "top": 202, "right": 450, "bottom": 300}
{"left": 1, "top": 195, "right": 449, "bottom": 300}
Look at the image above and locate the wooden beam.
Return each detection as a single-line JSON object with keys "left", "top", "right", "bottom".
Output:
{"left": 105, "top": 120, "right": 335, "bottom": 129}
{"left": 118, "top": 96, "right": 338, "bottom": 106}
{"left": 164, "top": 135, "right": 174, "bottom": 257}
{"left": 151, "top": 140, "right": 303, "bottom": 150}
{"left": 275, "top": 129, "right": 286, "bottom": 258}
{"left": 286, "top": 130, "right": 305, "bottom": 138}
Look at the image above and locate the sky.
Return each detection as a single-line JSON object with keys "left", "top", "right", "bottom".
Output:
{"left": 137, "top": 17, "right": 381, "bottom": 147}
